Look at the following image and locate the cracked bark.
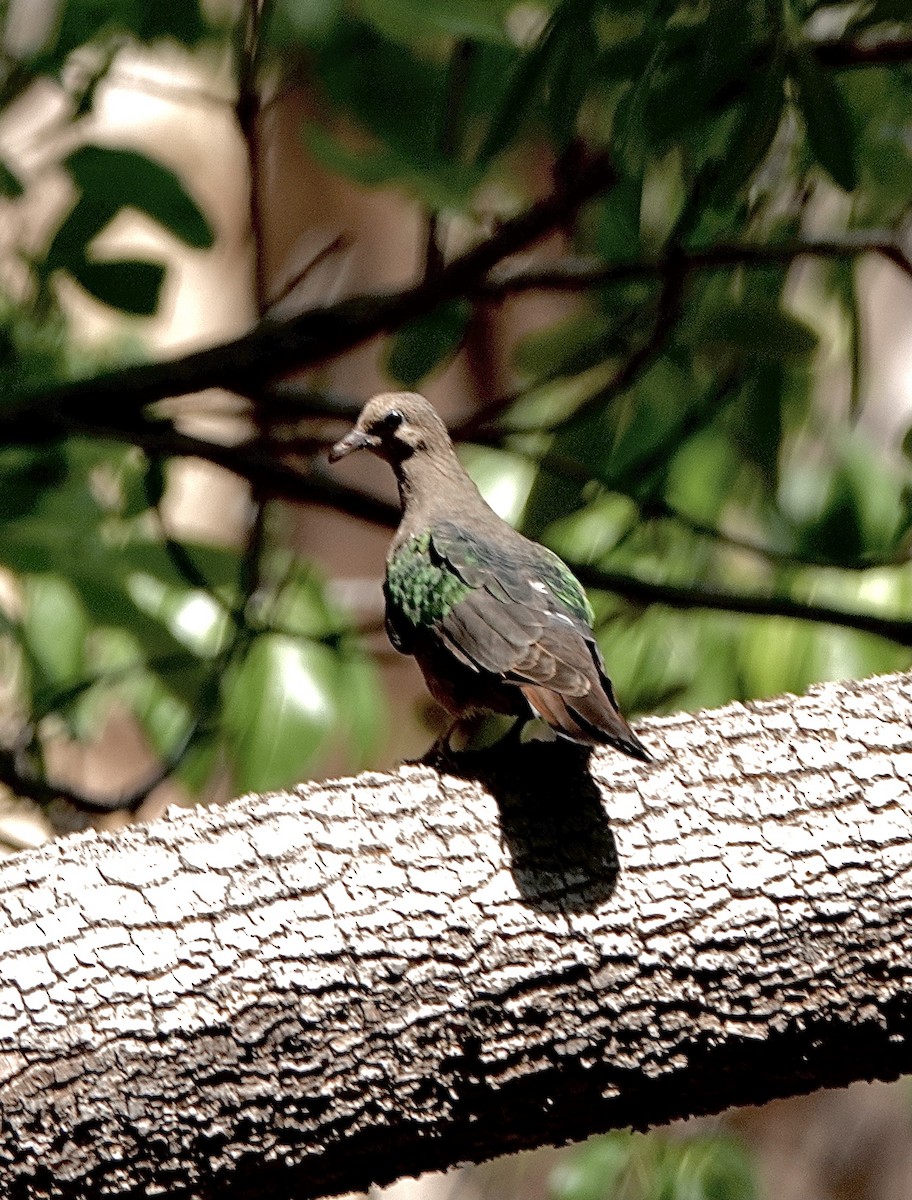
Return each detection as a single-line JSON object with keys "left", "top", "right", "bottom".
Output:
{"left": 1, "top": 670, "right": 912, "bottom": 1200}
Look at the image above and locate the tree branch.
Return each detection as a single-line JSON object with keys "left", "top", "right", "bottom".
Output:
{"left": 289, "top": 476, "right": 912, "bottom": 649}
{"left": 813, "top": 34, "right": 912, "bottom": 68}
{"left": 2, "top": 154, "right": 618, "bottom": 431}
{"left": 5, "top": 222, "right": 905, "bottom": 453}
{"left": 570, "top": 562, "right": 912, "bottom": 647}
{"left": 1, "top": 670, "right": 912, "bottom": 1198}
{"left": 481, "top": 233, "right": 912, "bottom": 297}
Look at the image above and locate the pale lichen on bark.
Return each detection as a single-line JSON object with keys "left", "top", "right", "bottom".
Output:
{"left": 0, "top": 670, "right": 911, "bottom": 1199}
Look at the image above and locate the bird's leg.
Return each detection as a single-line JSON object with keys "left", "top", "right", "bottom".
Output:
{"left": 414, "top": 716, "right": 465, "bottom": 767}
{"left": 501, "top": 715, "right": 531, "bottom": 749}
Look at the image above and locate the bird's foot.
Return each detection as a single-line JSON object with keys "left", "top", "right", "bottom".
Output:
{"left": 410, "top": 716, "right": 531, "bottom": 771}
{"left": 406, "top": 718, "right": 464, "bottom": 769}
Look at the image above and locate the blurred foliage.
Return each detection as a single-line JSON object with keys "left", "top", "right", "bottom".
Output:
{"left": 550, "top": 1131, "right": 757, "bottom": 1200}
{"left": 0, "top": 0, "right": 910, "bottom": 813}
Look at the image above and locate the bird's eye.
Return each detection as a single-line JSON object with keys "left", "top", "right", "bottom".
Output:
{"left": 377, "top": 409, "right": 404, "bottom": 432}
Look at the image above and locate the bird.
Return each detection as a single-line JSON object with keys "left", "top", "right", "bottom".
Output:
{"left": 329, "top": 392, "right": 651, "bottom": 763}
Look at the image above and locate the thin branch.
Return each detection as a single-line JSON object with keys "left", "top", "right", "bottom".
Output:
{"left": 237, "top": 0, "right": 271, "bottom": 314}
{"left": 0, "top": 721, "right": 199, "bottom": 816}
{"left": 559, "top": 268, "right": 685, "bottom": 431}
{"left": 643, "top": 497, "right": 912, "bottom": 572}
{"left": 2, "top": 153, "right": 619, "bottom": 430}
{"left": 813, "top": 34, "right": 912, "bottom": 68}
{"left": 263, "top": 233, "right": 351, "bottom": 314}
{"left": 297, "top": 475, "right": 912, "bottom": 648}
{"left": 571, "top": 562, "right": 912, "bottom": 649}
{"left": 481, "top": 233, "right": 912, "bottom": 297}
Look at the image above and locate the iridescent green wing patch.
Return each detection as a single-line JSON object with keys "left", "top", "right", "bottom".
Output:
{"left": 386, "top": 530, "right": 473, "bottom": 633}
{"left": 536, "top": 547, "right": 595, "bottom": 625}
{"left": 432, "top": 522, "right": 594, "bottom": 625}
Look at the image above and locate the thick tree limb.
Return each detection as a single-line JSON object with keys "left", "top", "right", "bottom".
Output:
{"left": 1, "top": 671, "right": 912, "bottom": 1198}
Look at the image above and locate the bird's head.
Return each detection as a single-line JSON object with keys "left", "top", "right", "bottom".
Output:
{"left": 329, "top": 392, "right": 451, "bottom": 465}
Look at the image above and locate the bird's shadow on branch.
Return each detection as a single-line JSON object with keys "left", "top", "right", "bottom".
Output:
{"left": 445, "top": 739, "right": 619, "bottom": 914}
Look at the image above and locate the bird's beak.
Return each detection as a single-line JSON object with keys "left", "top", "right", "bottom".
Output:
{"left": 328, "top": 429, "right": 375, "bottom": 463}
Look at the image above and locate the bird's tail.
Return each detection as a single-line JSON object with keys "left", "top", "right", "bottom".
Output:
{"left": 521, "top": 684, "right": 652, "bottom": 763}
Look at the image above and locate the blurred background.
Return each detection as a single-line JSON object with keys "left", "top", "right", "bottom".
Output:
{"left": 1, "top": 0, "right": 911, "bottom": 1196}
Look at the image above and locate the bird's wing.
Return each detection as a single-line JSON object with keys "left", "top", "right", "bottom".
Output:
{"left": 429, "top": 522, "right": 650, "bottom": 759}
{"left": 429, "top": 522, "right": 596, "bottom": 692}
{"left": 384, "top": 522, "right": 649, "bottom": 758}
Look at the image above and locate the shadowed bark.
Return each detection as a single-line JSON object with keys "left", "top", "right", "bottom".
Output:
{"left": 1, "top": 670, "right": 911, "bottom": 1199}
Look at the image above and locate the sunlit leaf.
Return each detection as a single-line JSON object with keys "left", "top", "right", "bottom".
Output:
{"left": 222, "top": 636, "right": 337, "bottom": 791}
{"left": 22, "top": 575, "right": 88, "bottom": 695}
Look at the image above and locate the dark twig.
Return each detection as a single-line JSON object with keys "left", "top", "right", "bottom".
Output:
{"left": 237, "top": 0, "right": 270, "bottom": 312}
{"left": 0, "top": 722, "right": 200, "bottom": 815}
{"left": 564, "top": 269, "right": 685, "bottom": 431}
{"left": 481, "top": 233, "right": 912, "bottom": 297}
{"left": 813, "top": 35, "right": 912, "bottom": 68}
{"left": 643, "top": 497, "right": 912, "bottom": 572}
{"left": 571, "top": 563, "right": 912, "bottom": 649}
{"left": 6, "top": 218, "right": 905, "bottom": 445}
{"left": 3, "top": 153, "right": 619, "bottom": 430}
{"left": 298, "top": 475, "right": 912, "bottom": 649}
{"left": 264, "top": 234, "right": 351, "bottom": 314}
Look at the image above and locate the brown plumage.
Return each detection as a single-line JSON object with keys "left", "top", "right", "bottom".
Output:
{"left": 330, "top": 392, "right": 651, "bottom": 762}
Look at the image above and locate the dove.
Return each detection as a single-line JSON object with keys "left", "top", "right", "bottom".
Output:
{"left": 330, "top": 392, "right": 650, "bottom": 762}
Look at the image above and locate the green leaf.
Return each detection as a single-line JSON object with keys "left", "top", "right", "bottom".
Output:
{"left": 550, "top": 1133, "right": 633, "bottom": 1200}
{"left": 708, "top": 65, "right": 784, "bottom": 203}
{"left": 725, "top": 365, "right": 783, "bottom": 487}
{"left": 22, "top": 575, "right": 88, "bottom": 694}
{"left": 314, "top": 22, "right": 449, "bottom": 173}
{"left": 0, "top": 160, "right": 24, "bottom": 198}
{"left": 665, "top": 426, "right": 742, "bottom": 523}
{"left": 43, "top": 194, "right": 118, "bottom": 274}
{"left": 545, "top": 7, "right": 598, "bottom": 148}
{"left": 65, "top": 146, "right": 214, "bottom": 248}
{"left": 618, "top": 5, "right": 774, "bottom": 161}
{"left": 476, "top": 25, "right": 552, "bottom": 164}
{"left": 116, "top": 453, "right": 167, "bottom": 518}
{"left": 332, "top": 647, "right": 385, "bottom": 765}
{"left": 550, "top": 1131, "right": 758, "bottom": 1200}
{"left": 66, "top": 258, "right": 167, "bottom": 316}
{"left": 305, "top": 124, "right": 480, "bottom": 206}
{"left": 133, "top": 2, "right": 208, "bottom": 43}
{"left": 265, "top": 0, "right": 342, "bottom": 48}
{"left": 514, "top": 311, "right": 627, "bottom": 379}
{"left": 38, "top": 0, "right": 209, "bottom": 67}
{"left": 593, "top": 174, "right": 643, "bottom": 261}
{"left": 839, "top": 69, "right": 912, "bottom": 225}
{"left": 0, "top": 447, "right": 68, "bottom": 522}
{"left": 386, "top": 300, "right": 471, "bottom": 387}
{"left": 222, "top": 635, "right": 337, "bottom": 791}
{"left": 851, "top": 0, "right": 912, "bottom": 25}
{"left": 791, "top": 50, "right": 858, "bottom": 192}
{"left": 361, "top": 0, "right": 513, "bottom": 45}
{"left": 687, "top": 301, "right": 818, "bottom": 358}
